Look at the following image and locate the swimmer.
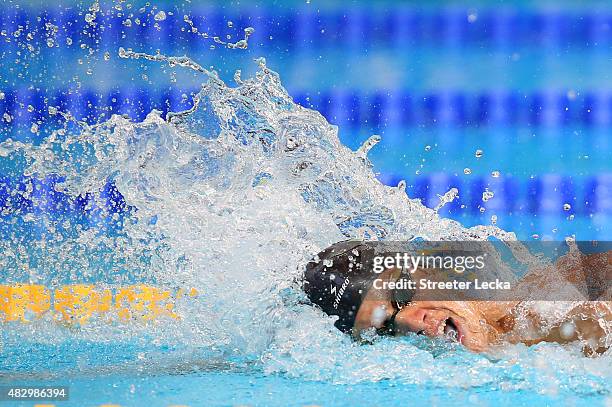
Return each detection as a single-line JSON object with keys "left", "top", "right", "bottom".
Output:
{"left": 303, "top": 241, "right": 611, "bottom": 355}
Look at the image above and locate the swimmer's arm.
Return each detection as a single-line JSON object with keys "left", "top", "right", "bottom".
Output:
{"left": 513, "top": 250, "right": 611, "bottom": 300}
{"left": 506, "top": 251, "right": 610, "bottom": 354}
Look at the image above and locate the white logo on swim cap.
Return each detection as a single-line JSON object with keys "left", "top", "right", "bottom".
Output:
{"left": 332, "top": 277, "right": 350, "bottom": 309}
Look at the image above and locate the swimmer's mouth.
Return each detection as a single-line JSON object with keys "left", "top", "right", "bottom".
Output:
{"left": 442, "top": 318, "right": 464, "bottom": 343}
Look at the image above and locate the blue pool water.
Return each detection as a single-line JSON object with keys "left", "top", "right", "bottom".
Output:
{"left": 1, "top": 371, "right": 606, "bottom": 407}
{"left": 1, "top": 336, "right": 610, "bottom": 407}
{"left": 1, "top": 1, "right": 611, "bottom": 406}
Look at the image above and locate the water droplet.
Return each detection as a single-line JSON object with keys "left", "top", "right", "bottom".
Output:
{"left": 244, "top": 27, "right": 255, "bottom": 36}
{"left": 563, "top": 203, "right": 571, "bottom": 211}
{"left": 46, "top": 38, "right": 55, "bottom": 47}
{"left": 123, "top": 19, "right": 132, "bottom": 27}
{"left": 104, "top": 51, "right": 111, "bottom": 61}
{"left": 424, "top": 145, "right": 431, "bottom": 151}
{"left": 491, "top": 170, "right": 500, "bottom": 178}
{"left": 479, "top": 207, "right": 486, "bottom": 213}
{"left": 532, "top": 234, "right": 540, "bottom": 239}
{"left": 27, "top": 105, "right": 34, "bottom": 113}
{"left": 227, "top": 21, "right": 233, "bottom": 28}
{"left": 559, "top": 321, "right": 575, "bottom": 339}
{"left": 0, "top": 92, "right": 4, "bottom": 100}
{"left": 231, "top": 40, "right": 248, "bottom": 49}
{"left": 48, "top": 106, "right": 58, "bottom": 115}
{"left": 30, "top": 123, "right": 39, "bottom": 134}
{"left": 3, "top": 113, "right": 12, "bottom": 123}
{"left": 85, "top": 13, "right": 95, "bottom": 24}
{"left": 482, "top": 188, "right": 494, "bottom": 202}
{"left": 491, "top": 215, "right": 497, "bottom": 225}
{"left": 66, "top": 37, "right": 73, "bottom": 45}
{"left": 463, "top": 168, "right": 472, "bottom": 175}
{"left": 154, "top": 11, "right": 166, "bottom": 21}
{"left": 475, "top": 149, "right": 483, "bottom": 158}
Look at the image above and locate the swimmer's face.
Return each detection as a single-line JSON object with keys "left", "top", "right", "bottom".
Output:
{"left": 353, "top": 268, "right": 501, "bottom": 352}
{"left": 354, "top": 298, "right": 494, "bottom": 352}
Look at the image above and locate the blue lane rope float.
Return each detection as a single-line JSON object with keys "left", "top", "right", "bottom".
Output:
{"left": 289, "top": 89, "right": 611, "bottom": 128}
{"left": 2, "top": 87, "right": 612, "bottom": 130}
{"left": 0, "top": 174, "right": 608, "bottom": 219}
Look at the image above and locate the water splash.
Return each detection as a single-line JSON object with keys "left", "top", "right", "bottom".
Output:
{"left": 118, "top": 48, "right": 215, "bottom": 78}
{"left": 182, "top": 13, "right": 255, "bottom": 50}
{"left": 433, "top": 187, "right": 459, "bottom": 213}
{"left": 355, "top": 134, "right": 381, "bottom": 161}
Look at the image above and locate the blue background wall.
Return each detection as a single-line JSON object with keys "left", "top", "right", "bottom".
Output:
{"left": 0, "top": 0, "right": 611, "bottom": 240}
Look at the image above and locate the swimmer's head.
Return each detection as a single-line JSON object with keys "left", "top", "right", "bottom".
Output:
{"left": 302, "top": 240, "right": 414, "bottom": 333}
{"left": 303, "top": 241, "right": 497, "bottom": 350}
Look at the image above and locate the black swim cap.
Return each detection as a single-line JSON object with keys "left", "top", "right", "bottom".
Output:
{"left": 303, "top": 240, "right": 414, "bottom": 333}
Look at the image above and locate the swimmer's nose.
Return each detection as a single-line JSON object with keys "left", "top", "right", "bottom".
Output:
{"left": 393, "top": 307, "right": 444, "bottom": 337}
